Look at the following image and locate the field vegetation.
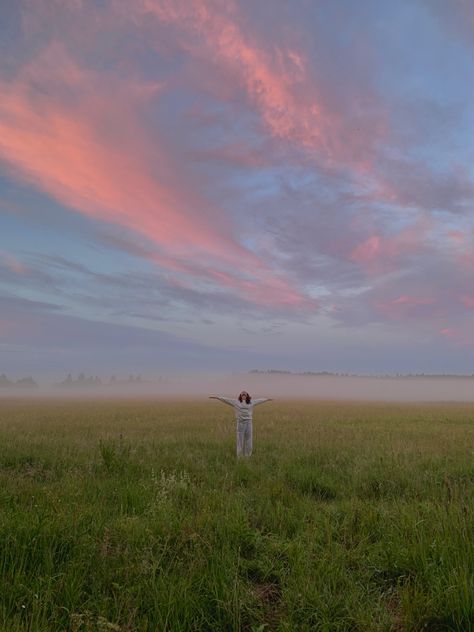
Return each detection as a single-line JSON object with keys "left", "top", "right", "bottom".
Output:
{"left": 0, "top": 398, "right": 473, "bottom": 631}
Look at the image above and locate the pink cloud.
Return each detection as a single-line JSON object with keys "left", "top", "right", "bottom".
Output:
{"left": 440, "top": 327, "right": 456, "bottom": 338}
{"left": 374, "top": 295, "right": 435, "bottom": 320}
{"left": 391, "top": 295, "right": 433, "bottom": 306}
{"left": 447, "top": 230, "right": 466, "bottom": 245}
{"left": 132, "top": 0, "right": 386, "bottom": 171}
{"left": 0, "top": 42, "right": 312, "bottom": 310}
{"left": 349, "top": 235, "right": 382, "bottom": 265}
{"left": 439, "top": 326, "right": 474, "bottom": 347}
{"left": 446, "top": 228, "right": 474, "bottom": 266}
{"left": 459, "top": 252, "right": 474, "bottom": 266}
{"left": 150, "top": 251, "right": 314, "bottom": 309}
{"left": 139, "top": 0, "right": 474, "bottom": 244}
{"left": 460, "top": 295, "right": 474, "bottom": 308}
{"left": 1, "top": 253, "right": 26, "bottom": 275}
{"left": 348, "top": 218, "right": 432, "bottom": 273}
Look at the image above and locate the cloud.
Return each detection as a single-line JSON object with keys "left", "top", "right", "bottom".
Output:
{"left": 2, "top": 0, "right": 474, "bottom": 371}
{"left": 1, "top": 252, "right": 26, "bottom": 275}
{"left": 126, "top": 0, "right": 387, "bottom": 171}
{"left": 0, "top": 293, "right": 287, "bottom": 374}
{"left": 18, "top": 251, "right": 314, "bottom": 324}
{"left": 348, "top": 217, "right": 433, "bottom": 274}
{"left": 0, "top": 252, "right": 57, "bottom": 291}
{"left": 0, "top": 38, "right": 312, "bottom": 311}
{"left": 0, "top": 294, "right": 182, "bottom": 349}
{"left": 426, "top": 0, "right": 474, "bottom": 49}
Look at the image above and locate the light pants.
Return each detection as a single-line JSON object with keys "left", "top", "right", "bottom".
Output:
{"left": 236, "top": 421, "right": 253, "bottom": 457}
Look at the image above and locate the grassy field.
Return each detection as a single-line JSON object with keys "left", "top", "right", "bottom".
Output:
{"left": 0, "top": 398, "right": 473, "bottom": 631}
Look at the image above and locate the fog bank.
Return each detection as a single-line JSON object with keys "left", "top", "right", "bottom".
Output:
{"left": 2, "top": 373, "right": 474, "bottom": 402}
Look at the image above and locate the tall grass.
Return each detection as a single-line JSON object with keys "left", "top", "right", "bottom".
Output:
{"left": 0, "top": 398, "right": 473, "bottom": 630}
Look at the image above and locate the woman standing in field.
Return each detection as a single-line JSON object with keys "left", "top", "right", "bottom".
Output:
{"left": 209, "top": 391, "right": 272, "bottom": 457}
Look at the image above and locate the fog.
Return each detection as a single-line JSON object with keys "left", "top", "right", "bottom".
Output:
{"left": 2, "top": 372, "right": 474, "bottom": 402}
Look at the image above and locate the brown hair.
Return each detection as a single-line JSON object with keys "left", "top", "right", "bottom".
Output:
{"left": 238, "top": 392, "right": 251, "bottom": 404}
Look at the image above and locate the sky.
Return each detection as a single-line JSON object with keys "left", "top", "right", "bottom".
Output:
{"left": 1, "top": 0, "right": 474, "bottom": 378}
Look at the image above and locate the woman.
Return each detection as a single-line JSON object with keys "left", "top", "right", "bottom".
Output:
{"left": 209, "top": 391, "right": 272, "bottom": 457}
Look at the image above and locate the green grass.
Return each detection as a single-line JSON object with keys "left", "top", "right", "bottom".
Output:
{"left": 0, "top": 398, "right": 473, "bottom": 631}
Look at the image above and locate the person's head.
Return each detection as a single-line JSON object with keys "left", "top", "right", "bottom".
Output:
{"left": 238, "top": 390, "right": 251, "bottom": 404}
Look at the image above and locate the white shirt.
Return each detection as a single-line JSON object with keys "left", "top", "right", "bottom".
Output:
{"left": 216, "top": 397, "right": 270, "bottom": 423}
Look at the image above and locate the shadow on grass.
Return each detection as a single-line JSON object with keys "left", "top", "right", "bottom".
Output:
{"left": 286, "top": 468, "right": 337, "bottom": 501}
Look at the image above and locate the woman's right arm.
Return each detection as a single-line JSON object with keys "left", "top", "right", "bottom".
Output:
{"left": 209, "top": 396, "right": 237, "bottom": 407}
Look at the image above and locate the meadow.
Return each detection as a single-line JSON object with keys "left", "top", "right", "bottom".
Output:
{"left": 0, "top": 398, "right": 473, "bottom": 631}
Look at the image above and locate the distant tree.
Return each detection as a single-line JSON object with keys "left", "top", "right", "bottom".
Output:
{"left": 0, "top": 374, "right": 11, "bottom": 386}
{"left": 16, "top": 377, "right": 37, "bottom": 389}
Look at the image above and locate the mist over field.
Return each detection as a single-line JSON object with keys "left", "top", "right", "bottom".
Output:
{"left": 2, "top": 372, "right": 474, "bottom": 401}
{"left": 209, "top": 373, "right": 474, "bottom": 402}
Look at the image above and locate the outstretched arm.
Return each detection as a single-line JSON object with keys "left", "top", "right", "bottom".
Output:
{"left": 252, "top": 398, "right": 273, "bottom": 406}
{"left": 209, "top": 396, "right": 238, "bottom": 407}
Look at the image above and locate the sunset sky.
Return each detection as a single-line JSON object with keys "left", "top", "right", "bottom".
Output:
{"left": 1, "top": 0, "right": 474, "bottom": 377}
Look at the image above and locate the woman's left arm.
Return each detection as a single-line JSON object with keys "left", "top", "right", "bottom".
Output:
{"left": 252, "top": 398, "right": 273, "bottom": 406}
